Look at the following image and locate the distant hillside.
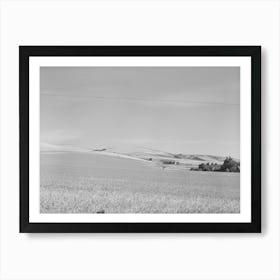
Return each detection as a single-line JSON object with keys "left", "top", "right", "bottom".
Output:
{"left": 41, "top": 142, "right": 239, "bottom": 170}
{"left": 90, "top": 146, "right": 239, "bottom": 170}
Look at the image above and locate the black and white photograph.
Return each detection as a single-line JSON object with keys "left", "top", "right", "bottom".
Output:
{"left": 19, "top": 46, "right": 261, "bottom": 233}
{"left": 40, "top": 66, "right": 241, "bottom": 214}
{"left": 3, "top": 0, "right": 278, "bottom": 278}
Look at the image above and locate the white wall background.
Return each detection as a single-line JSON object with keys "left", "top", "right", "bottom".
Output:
{"left": 0, "top": 0, "right": 279, "bottom": 279}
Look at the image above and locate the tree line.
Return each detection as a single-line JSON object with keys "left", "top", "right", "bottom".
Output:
{"left": 190, "top": 156, "right": 240, "bottom": 173}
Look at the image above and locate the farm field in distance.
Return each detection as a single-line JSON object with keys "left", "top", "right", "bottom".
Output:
{"left": 40, "top": 151, "right": 240, "bottom": 214}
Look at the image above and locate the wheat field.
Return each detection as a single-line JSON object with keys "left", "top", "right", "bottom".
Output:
{"left": 40, "top": 152, "right": 240, "bottom": 213}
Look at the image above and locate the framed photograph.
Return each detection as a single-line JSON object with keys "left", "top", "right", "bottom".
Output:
{"left": 20, "top": 46, "right": 261, "bottom": 233}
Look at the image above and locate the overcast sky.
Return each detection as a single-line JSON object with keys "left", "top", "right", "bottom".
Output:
{"left": 40, "top": 66, "right": 240, "bottom": 158}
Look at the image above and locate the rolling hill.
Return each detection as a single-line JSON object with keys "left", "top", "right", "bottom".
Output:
{"left": 41, "top": 143, "right": 239, "bottom": 170}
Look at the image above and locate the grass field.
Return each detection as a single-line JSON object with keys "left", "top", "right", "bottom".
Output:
{"left": 40, "top": 152, "right": 240, "bottom": 213}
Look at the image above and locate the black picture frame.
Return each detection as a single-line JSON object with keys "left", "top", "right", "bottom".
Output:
{"left": 20, "top": 46, "right": 261, "bottom": 233}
